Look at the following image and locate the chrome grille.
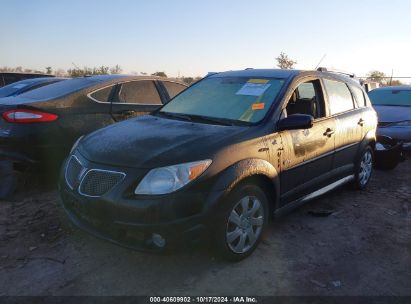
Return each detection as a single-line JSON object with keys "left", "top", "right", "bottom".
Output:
{"left": 79, "top": 169, "right": 125, "bottom": 197}
{"left": 65, "top": 156, "right": 85, "bottom": 189}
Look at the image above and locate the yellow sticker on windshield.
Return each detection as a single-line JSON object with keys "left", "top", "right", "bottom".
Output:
{"left": 248, "top": 79, "right": 269, "bottom": 84}
{"left": 252, "top": 103, "right": 265, "bottom": 110}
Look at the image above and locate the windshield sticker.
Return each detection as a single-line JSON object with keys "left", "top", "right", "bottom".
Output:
{"left": 251, "top": 103, "right": 265, "bottom": 110}
{"left": 236, "top": 81, "right": 271, "bottom": 96}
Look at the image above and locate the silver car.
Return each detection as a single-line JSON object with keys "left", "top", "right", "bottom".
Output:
{"left": 368, "top": 86, "right": 411, "bottom": 151}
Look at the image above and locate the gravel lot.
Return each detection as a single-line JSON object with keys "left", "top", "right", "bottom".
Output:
{"left": 0, "top": 160, "right": 410, "bottom": 296}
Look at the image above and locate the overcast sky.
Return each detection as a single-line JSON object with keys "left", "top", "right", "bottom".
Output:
{"left": 1, "top": 0, "right": 411, "bottom": 77}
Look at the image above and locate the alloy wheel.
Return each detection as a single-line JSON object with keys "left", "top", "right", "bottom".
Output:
{"left": 359, "top": 150, "right": 373, "bottom": 186}
{"left": 226, "top": 196, "right": 264, "bottom": 254}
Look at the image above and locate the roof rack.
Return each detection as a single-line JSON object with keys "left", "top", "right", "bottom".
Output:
{"left": 317, "top": 67, "right": 356, "bottom": 78}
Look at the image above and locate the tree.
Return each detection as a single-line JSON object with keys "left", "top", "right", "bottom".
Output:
{"left": 275, "top": 52, "right": 297, "bottom": 69}
{"left": 151, "top": 71, "right": 167, "bottom": 78}
{"left": 45, "top": 66, "right": 53, "bottom": 74}
{"left": 182, "top": 77, "right": 194, "bottom": 84}
{"left": 96, "top": 66, "right": 109, "bottom": 75}
{"left": 366, "top": 70, "right": 387, "bottom": 85}
{"left": 110, "top": 64, "right": 122, "bottom": 74}
{"left": 389, "top": 79, "right": 404, "bottom": 86}
{"left": 55, "top": 68, "right": 66, "bottom": 77}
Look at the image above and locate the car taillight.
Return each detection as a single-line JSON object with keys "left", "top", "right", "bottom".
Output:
{"left": 2, "top": 109, "right": 58, "bottom": 123}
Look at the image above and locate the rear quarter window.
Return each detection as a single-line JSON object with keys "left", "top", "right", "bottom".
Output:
{"left": 162, "top": 81, "right": 187, "bottom": 99}
{"left": 350, "top": 85, "right": 367, "bottom": 108}
{"left": 89, "top": 85, "right": 116, "bottom": 103}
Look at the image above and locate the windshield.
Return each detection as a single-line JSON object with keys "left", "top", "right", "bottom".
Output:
{"left": 368, "top": 89, "right": 411, "bottom": 106}
{"left": 159, "top": 76, "right": 285, "bottom": 124}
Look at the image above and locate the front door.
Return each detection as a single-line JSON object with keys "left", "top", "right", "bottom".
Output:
{"left": 278, "top": 79, "right": 336, "bottom": 204}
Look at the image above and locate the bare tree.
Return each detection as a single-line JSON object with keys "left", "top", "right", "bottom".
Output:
{"left": 55, "top": 68, "right": 67, "bottom": 77}
{"left": 110, "top": 64, "right": 122, "bottom": 74}
{"left": 151, "top": 71, "right": 167, "bottom": 78}
{"left": 366, "top": 70, "right": 387, "bottom": 85}
{"left": 275, "top": 52, "right": 297, "bottom": 69}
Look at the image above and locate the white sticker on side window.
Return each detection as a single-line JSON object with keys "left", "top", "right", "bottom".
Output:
{"left": 236, "top": 79, "right": 271, "bottom": 96}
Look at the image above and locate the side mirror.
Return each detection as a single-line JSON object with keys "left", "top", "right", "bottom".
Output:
{"left": 278, "top": 114, "right": 314, "bottom": 131}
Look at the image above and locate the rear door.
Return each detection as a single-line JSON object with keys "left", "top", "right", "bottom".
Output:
{"left": 110, "top": 80, "right": 164, "bottom": 121}
{"left": 323, "top": 78, "right": 363, "bottom": 177}
{"left": 279, "top": 78, "right": 336, "bottom": 204}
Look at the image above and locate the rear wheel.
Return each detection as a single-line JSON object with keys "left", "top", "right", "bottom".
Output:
{"left": 352, "top": 146, "right": 374, "bottom": 190}
{"left": 214, "top": 183, "right": 269, "bottom": 261}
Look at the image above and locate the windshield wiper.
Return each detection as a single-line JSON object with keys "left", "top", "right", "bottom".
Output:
{"left": 156, "top": 112, "right": 251, "bottom": 126}
{"left": 156, "top": 111, "right": 193, "bottom": 122}
{"left": 186, "top": 114, "right": 253, "bottom": 126}
{"left": 189, "top": 115, "right": 236, "bottom": 126}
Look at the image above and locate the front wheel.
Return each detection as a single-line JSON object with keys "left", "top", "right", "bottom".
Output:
{"left": 352, "top": 146, "right": 374, "bottom": 190}
{"left": 213, "top": 183, "right": 269, "bottom": 262}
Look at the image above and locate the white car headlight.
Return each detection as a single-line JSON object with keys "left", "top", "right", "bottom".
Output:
{"left": 135, "top": 160, "right": 212, "bottom": 195}
{"left": 70, "top": 135, "right": 84, "bottom": 154}
{"left": 389, "top": 120, "right": 411, "bottom": 127}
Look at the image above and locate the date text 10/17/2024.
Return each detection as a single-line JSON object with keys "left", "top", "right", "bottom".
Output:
{"left": 150, "top": 297, "right": 258, "bottom": 303}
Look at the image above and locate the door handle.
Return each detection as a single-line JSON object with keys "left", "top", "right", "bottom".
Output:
{"left": 358, "top": 118, "right": 365, "bottom": 126}
{"left": 323, "top": 128, "right": 335, "bottom": 137}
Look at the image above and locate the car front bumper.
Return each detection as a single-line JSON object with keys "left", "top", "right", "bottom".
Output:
{"left": 59, "top": 153, "right": 224, "bottom": 252}
{"left": 377, "top": 127, "right": 411, "bottom": 151}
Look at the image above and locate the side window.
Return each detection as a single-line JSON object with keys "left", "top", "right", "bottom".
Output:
{"left": 350, "top": 85, "right": 366, "bottom": 108}
{"left": 323, "top": 79, "right": 355, "bottom": 115}
{"left": 118, "top": 80, "right": 162, "bottom": 104}
{"left": 89, "top": 85, "right": 116, "bottom": 103}
{"left": 285, "top": 80, "right": 324, "bottom": 119}
{"left": 162, "top": 81, "right": 186, "bottom": 99}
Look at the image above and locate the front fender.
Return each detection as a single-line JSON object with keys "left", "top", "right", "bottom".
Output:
{"left": 205, "top": 158, "right": 280, "bottom": 212}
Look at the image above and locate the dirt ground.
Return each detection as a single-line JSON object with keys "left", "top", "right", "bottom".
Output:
{"left": 0, "top": 161, "right": 410, "bottom": 296}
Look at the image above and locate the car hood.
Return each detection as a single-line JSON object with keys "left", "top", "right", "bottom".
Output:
{"left": 78, "top": 115, "right": 250, "bottom": 168}
{"left": 373, "top": 105, "right": 411, "bottom": 123}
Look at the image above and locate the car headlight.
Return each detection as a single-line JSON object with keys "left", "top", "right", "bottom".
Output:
{"left": 135, "top": 160, "right": 212, "bottom": 195}
{"left": 70, "top": 135, "right": 84, "bottom": 154}
{"left": 388, "top": 120, "right": 411, "bottom": 127}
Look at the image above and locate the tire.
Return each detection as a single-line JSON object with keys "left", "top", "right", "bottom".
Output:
{"left": 352, "top": 146, "right": 374, "bottom": 190}
{"left": 0, "top": 160, "right": 17, "bottom": 200}
{"left": 213, "top": 182, "right": 269, "bottom": 262}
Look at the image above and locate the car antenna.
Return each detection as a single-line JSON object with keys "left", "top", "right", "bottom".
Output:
{"left": 390, "top": 69, "right": 394, "bottom": 86}
{"left": 315, "top": 54, "right": 327, "bottom": 70}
